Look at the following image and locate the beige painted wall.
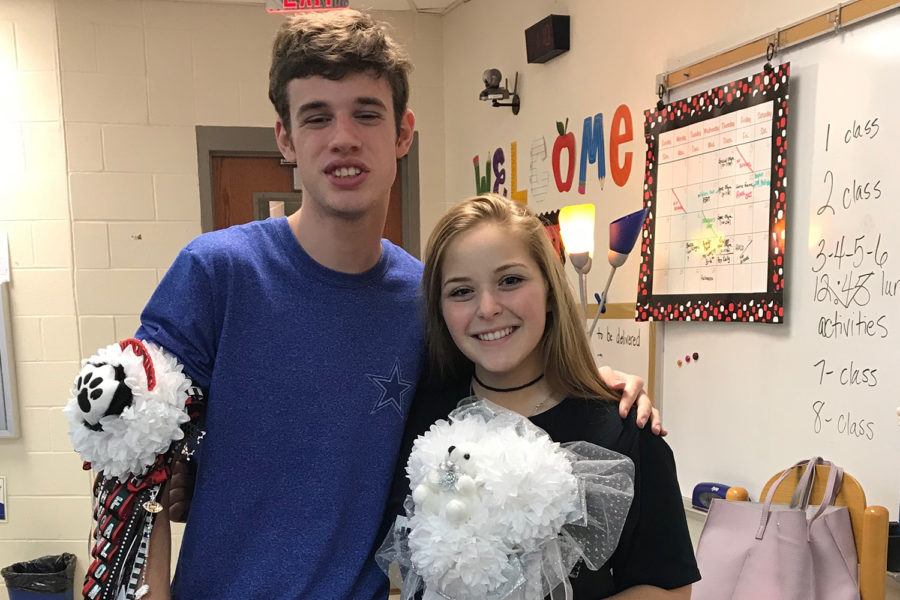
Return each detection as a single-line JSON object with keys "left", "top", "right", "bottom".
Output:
{"left": 440, "top": 0, "right": 849, "bottom": 305}
{"left": 0, "top": 0, "right": 443, "bottom": 591}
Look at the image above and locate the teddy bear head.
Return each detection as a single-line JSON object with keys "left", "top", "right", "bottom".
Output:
{"left": 445, "top": 444, "right": 479, "bottom": 478}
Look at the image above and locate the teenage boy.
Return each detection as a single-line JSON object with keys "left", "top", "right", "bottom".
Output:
{"left": 136, "top": 10, "right": 656, "bottom": 600}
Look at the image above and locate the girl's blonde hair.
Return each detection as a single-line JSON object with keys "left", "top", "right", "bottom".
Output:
{"left": 422, "top": 194, "right": 617, "bottom": 402}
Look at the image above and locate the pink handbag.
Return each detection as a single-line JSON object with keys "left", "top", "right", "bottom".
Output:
{"left": 693, "top": 457, "right": 860, "bottom": 600}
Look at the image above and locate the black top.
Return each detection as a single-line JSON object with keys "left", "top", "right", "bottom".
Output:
{"left": 380, "top": 368, "right": 701, "bottom": 599}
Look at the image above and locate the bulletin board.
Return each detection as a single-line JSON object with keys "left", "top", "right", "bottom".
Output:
{"left": 0, "top": 234, "right": 16, "bottom": 438}
{"left": 659, "top": 8, "right": 900, "bottom": 519}
{"left": 587, "top": 303, "right": 656, "bottom": 400}
{"left": 0, "top": 292, "right": 17, "bottom": 438}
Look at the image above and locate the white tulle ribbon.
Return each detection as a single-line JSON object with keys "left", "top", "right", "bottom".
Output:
{"left": 377, "top": 398, "right": 635, "bottom": 600}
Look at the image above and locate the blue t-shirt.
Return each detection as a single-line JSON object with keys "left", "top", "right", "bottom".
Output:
{"left": 137, "top": 217, "right": 424, "bottom": 599}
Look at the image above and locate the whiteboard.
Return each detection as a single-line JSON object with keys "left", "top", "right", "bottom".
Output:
{"left": 659, "top": 8, "right": 900, "bottom": 519}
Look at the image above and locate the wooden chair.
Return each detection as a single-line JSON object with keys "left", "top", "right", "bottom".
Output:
{"left": 759, "top": 464, "right": 889, "bottom": 600}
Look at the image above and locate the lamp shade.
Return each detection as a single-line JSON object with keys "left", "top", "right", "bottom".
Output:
{"left": 609, "top": 207, "right": 648, "bottom": 255}
{"left": 558, "top": 203, "right": 595, "bottom": 258}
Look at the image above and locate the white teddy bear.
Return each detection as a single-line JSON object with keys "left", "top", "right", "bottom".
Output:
{"left": 412, "top": 444, "right": 481, "bottom": 523}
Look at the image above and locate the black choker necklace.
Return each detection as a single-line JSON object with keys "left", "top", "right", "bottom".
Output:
{"left": 473, "top": 372, "right": 544, "bottom": 393}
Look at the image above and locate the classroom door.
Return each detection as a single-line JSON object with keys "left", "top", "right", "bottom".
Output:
{"left": 211, "top": 156, "right": 293, "bottom": 230}
{"left": 211, "top": 155, "right": 404, "bottom": 248}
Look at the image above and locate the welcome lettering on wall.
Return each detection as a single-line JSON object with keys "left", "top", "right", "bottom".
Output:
{"left": 473, "top": 104, "right": 635, "bottom": 202}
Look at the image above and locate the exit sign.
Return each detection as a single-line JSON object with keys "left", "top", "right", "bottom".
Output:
{"left": 266, "top": 0, "right": 350, "bottom": 13}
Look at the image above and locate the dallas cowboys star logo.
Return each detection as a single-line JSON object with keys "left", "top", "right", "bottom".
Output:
{"left": 367, "top": 358, "right": 413, "bottom": 416}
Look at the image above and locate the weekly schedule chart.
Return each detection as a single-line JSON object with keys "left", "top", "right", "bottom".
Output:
{"left": 651, "top": 102, "right": 774, "bottom": 296}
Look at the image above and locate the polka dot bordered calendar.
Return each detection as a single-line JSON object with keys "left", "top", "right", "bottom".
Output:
{"left": 637, "top": 63, "right": 789, "bottom": 323}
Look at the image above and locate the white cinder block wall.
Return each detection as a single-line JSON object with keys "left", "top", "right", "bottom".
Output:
{"left": 0, "top": 0, "right": 444, "bottom": 591}
{"left": 0, "top": 0, "right": 90, "bottom": 590}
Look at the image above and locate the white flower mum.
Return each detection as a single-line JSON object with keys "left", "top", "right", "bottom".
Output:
{"left": 378, "top": 400, "right": 635, "bottom": 600}
{"left": 406, "top": 403, "right": 579, "bottom": 599}
{"left": 63, "top": 341, "right": 191, "bottom": 480}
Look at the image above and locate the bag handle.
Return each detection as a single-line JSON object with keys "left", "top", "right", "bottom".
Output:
{"left": 755, "top": 457, "right": 845, "bottom": 541}
{"left": 756, "top": 456, "right": 820, "bottom": 539}
{"left": 789, "top": 456, "right": 840, "bottom": 509}
{"left": 805, "top": 463, "right": 844, "bottom": 540}
{"left": 789, "top": 456, "right": 823, "bottom": 510}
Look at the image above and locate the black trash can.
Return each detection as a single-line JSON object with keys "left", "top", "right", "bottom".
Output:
{"left": 1, "top": 554, "right": 76, "bottom": 600}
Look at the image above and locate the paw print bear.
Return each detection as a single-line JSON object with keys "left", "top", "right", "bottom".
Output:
{"left": 74, "top": 362, "right": 133, "bottom": 430}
